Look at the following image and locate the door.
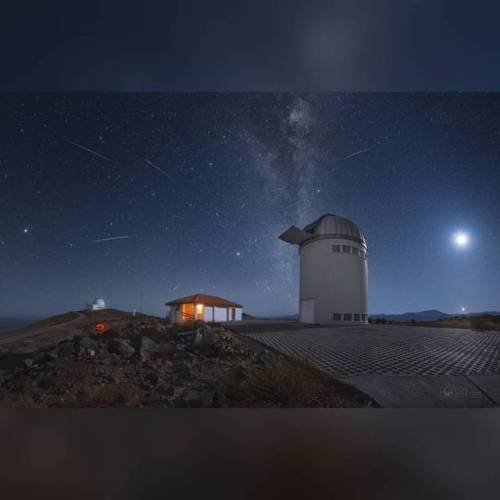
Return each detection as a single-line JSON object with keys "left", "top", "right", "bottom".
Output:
{"left": 182, "top": 303, "right": 195, "bottom": 320}
{"left": 300, "top": 299, "right": 315, "bottom": 323}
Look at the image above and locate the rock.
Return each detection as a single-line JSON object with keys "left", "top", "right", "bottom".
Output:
{"left": 77, "top": 336, "right": 98, "bottom": 354}
{"left": 199, "top": 391, "right": 215, "bottom": 408}
{"left": 213, "top": 390, "right": 228, "bottom": 408}
{"left": 139, "top": 336, "right": 159, "bottom": 361}
{"left": 173, "top": 352, "right": 189, "bottom": 360}
{"left": 192, "top": 328, "right": 217, "bottom": 356}
{"left": 231, "top": 365, "right": 249, "bottom": 383}
{"left": 44, "top": 348, "right": 59, "bottom": 361}
{"left": 181, "top": 389, "right": 201, "bottom": 407}
{"left": 58, "top": 340, "right": 75, "bottom": 357}
{"left": 109, "top": 338, "right": 136, "bottom": 357}
{"left": 172, "top": 387, "right": 185, "bottom": 399}
{"left": 23, "top": 358, "right": 34, "bottom": 369}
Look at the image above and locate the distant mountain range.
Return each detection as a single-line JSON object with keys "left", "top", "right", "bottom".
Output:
{"left": 370, "top": 310, "right": 500, "bottom": 321}
{"left": 261, "top": 310, "right": 500, "bottom": 323}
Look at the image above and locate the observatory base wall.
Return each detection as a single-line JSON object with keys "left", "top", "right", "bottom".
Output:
{"left": 299, "top": 238, "right": 368, "bottom": 324}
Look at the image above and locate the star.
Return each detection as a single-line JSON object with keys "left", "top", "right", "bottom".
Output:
{"left": 23, "top": 228, "right": 29, "bottom": 234}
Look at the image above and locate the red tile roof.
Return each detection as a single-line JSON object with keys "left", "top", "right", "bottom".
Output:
{"left": 165, "top": 293, "right": 243, "bottom": 308}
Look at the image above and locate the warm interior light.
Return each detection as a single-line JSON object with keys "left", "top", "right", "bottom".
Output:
{"left": 196, "top": 303, "right": 203, "bottom": 314}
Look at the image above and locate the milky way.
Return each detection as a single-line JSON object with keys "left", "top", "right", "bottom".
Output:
{"left": 1, "top": 93, "right": 500, "bottom": 317}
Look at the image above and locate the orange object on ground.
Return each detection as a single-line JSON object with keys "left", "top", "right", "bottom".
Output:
{"left": 95, "top": 321, "right": 111, "bottom": 334}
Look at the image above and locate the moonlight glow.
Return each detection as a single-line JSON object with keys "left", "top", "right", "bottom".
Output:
{"left": 453, "top": 232, "right": 469, "bottom": 248}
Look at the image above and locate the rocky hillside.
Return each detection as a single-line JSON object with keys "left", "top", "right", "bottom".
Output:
{"left": 0, "top": 316, "right": 372, "bottom": 408}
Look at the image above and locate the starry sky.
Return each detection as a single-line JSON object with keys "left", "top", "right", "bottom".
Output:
{"left": 1, "top": 93, "right": 500, "bottom": 317}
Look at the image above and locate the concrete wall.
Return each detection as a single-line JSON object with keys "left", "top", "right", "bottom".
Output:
{"left": 204, "top": 306, "right": 214, "bottom": 322}
{"left": 214, "top": 307, "right": 228, "bottom": 322}
{"left": 299, "top": 237, "right": 368, "bottom": 324}
{"left": 169, "top": 305, "right": 184, "bottom": 324}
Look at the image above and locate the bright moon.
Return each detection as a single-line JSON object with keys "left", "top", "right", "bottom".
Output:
{"left": 453, "top": 231, "right": 469, "bottom": 247}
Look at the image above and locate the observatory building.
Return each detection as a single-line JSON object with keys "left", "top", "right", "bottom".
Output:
{"left": 91, "top": 298, "right": 106, "bottom": 311}
{"left": 279, "top": 214, "right": 368, "bottom": 325}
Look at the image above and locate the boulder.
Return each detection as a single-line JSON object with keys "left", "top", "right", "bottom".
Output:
{"left": 109, "top": 338, "right": 136, "bottom": 357}
{"left": 77, "top": 336, "right": 98, "bottom": 355}
{"left": 193, "top": 328, "right": 217, "bottom": 355}
{"left": 139, "top": 336, "right": 159, "bottom": 361}
{"left": 44, "top": 348, "right": 59, "bottom": 361}
{"left": 23, "top": 358, "right": 34, "bottom": 370}
{"left": 180, "top": 389, "right": 201, "bottom": 407}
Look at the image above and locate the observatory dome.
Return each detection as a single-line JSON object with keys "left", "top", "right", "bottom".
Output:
{"left": 303, "top": 214, "right": 366, "bottom": 247}
{"left": 92, "top": 298, "right": 106, "bottom": 310}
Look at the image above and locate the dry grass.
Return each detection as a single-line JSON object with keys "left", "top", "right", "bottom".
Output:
{"left": 8, "top": 311, "right": 80, "bottom": 335}
{"left": 244, "top": 359, "right": 329, "bottom": 406}
{"left": 226, "top": 357, "right": 368, "bottom": 408}
{"left": 0, "top": 394, "right": 40, "bottom": 408}
{"left": 438, "top": 315, "right": 500, "bottom": 331}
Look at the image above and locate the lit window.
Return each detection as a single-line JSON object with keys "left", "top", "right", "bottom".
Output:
{"left": 342, "top": 245, "right": 351, "bottom": 254}
{"left": 332, "top": 245, "right": 341, "bottom": 253}
{"left": 343, "top": 313, "right": 352, "bottom": 321}
{"left": 354, "top": 313, "right": 360, "bottom": 321}
{"left": 333, "top": 313, "right": 342, "bottom": 321}
{"left": 196, "top": 303, "right": 204, "bottom": 315}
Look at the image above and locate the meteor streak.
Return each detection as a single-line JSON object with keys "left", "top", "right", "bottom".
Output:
{"left": 332, "top": 147, "right": 372, "bottom": 162}
{"left": 143, "top": 158, "right": 172, "bottom": 179}
{"left": 65, "top": 139, "right": 113, "bottom": 162}
{"left": 89, "top": 235, "right": 135, "bottom": 243}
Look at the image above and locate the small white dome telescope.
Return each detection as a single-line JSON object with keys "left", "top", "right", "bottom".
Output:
{"left": 92, "top": 298, "right": 106, "bottom": 310}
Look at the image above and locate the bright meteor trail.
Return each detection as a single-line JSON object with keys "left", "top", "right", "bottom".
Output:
{"left": 333, "top": 147, "right": 372, "bottom": 162}
{"left": 89, "top": 235, "right": 135, "bottom": 243}
{"left": 143, "top": 158, "right": 172, "bottom": 179}
{"left": 65, "top": 139, "right": 113, "bottom": 162}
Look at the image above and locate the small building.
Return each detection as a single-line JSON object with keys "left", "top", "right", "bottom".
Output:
{"left": 91, "top": 298, "right": 106, "bottom": 311}
{"left": 166, "top": 293, "right": 243, "bottom": 324}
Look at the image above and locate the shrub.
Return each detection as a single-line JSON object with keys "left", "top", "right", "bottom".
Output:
{"left": 234, "top": 358, "right": 337, "bottom": 407}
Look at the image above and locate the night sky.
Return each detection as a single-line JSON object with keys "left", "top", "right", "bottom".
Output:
{"left": 1, "top": 93, "right": 500, "bottom": 317}
{"left": 4, "top": 1, "right": 500, "bottom": 92}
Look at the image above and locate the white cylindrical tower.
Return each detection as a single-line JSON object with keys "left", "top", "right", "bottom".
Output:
{"left": 279, "top": 214, "right": 368, "bottom": 324}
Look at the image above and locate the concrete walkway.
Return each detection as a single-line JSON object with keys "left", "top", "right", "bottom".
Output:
{"left": 240, "top": 323, "right": 500, "bottom": 407}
